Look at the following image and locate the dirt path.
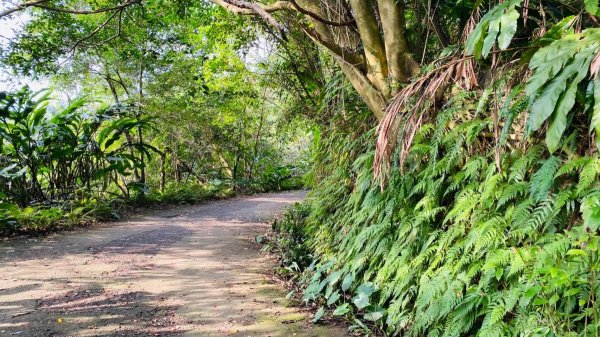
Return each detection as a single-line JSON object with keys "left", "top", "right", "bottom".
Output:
{"left": 0, "top": 191, "right": 348, "bottom": 337}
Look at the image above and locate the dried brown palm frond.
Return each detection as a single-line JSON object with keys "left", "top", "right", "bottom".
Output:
{"left": 456, "top": 8, "right": 481, "bottom": 90}
{"left": 374, "top": 76, "right": 425, "bottom": 185}
{"left": 374, "top": 58, "right": 461, "bottom": 187}
{"left": 374, "top": 9, "right": 484, "bottom": 188}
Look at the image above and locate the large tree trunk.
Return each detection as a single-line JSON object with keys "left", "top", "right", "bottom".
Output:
{"left": 294, "top": 0, "right": 387, "bottom": 118}
{"left": 376, "top": 0, "right": 419, "bottom": 87}
{"left": 349, "top": 0, "right": 388, "bottom": 95}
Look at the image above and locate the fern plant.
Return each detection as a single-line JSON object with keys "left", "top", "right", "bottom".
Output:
{"left": 271, "top": 80, "right": 600, "bottom": 336}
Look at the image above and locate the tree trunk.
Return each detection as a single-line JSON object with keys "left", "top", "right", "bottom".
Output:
{"left": 249, "top": 111, "right": 265, "bottom": 180}
{"left": 160, "top": 153, "right": 166, "bottom": 193}
{"left": 211, "top": 0, "right": 420, "bottom": 120}
{"left": 376, "top": 0, "right": 419, "bottom": 88}
{"left": 105, "top": 72, "right": 140, "bottom": 182}
{"left": 137, "top": 63, "right": 146, "bottom": 186}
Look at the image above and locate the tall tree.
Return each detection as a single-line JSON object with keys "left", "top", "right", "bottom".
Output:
{"left": 210, "top": 0, "right": 420, "bottom": 119}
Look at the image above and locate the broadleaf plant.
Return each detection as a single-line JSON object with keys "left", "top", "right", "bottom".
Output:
{"left": 526, "top": 29, "right": 600, "bottom": 152}
{"left": 466, "top": 0, "right": 522, "bottom": 59}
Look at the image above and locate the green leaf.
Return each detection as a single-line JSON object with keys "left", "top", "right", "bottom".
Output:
{"left": 581, "top": 190, "right": 600, "bottom": 231}
{"left": 356, "top": 282, "right": 376, "bottom": 296}
{"left": 525, "top": 285, "right": 542, "bottom": 298}
{"left": 327, "top": 270, "right": 342, "bottom": 286}
{"left": 498, "top": 9, "right": 520, "bottom": 49}
{"left": 526, "top": 29, "right": 600, "bottom": 152}
{"left": 352, "top": 292, "right": 371, "bottom": 309}
{"left": 545, "top": 89, "right": 573, "bottom": 153}
{"left": 364, "top": 307, "right": 385, "bottom": 321}
{"left": 333, "top": 303, "right": 350, "bottom": 316}
{"left": 585, "top": 0, "right": 599, "bottom": 15}
{"left": 466, "top": 19, "right": 486, "bottom": 59}
{"left": 327, "top": 291, "right": 341, "bottom": 306}
{"left": 578, "top": 159, "right": 600, "bottom": 195}
{"left": 341, "top": 273, "right": 354, "bottom": 292}
{"left": 482, "top": 18, "right": 500, "bottom": 58}
{"left": 324, "top": 284, "right": 334, "bottom": 300}
{"left": 566, "top": 249, "right": 588, "bottom": 256}
{"left": 549, "top": 55, "right": 594, "bottom": 151}
{"left": 548, "top": 294, "right": 560, "bottom": 306}
{"left": 465, "top": 0, "right": 522, "bottom": 58}
{"left": 495, "top": 267, "right": 503, "bottom": 281}
{"left": 520, "top": 16, "right": 577, "bottom": 65}
{"left": 312, "top": 306, "right": 325, "bottom": 323}
{"left": 530, "top": 156, "right": 560, "bottom": 202}
{"left": 528, "top": 55, "right": 586, "bottom": 133}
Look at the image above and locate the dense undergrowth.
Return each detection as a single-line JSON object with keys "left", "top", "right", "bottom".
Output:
{"left": 270, "top": 89, "right": 600, "bottom": 336}
{"left": 0, "top": 90, "right": 304, "bottom": 236}
{"left": 1, "top": 177, "right": 302, "bottom": 236}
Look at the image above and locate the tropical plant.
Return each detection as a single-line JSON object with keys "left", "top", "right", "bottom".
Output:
{"left": 0, "top": 88, "right": 155, "bottom": 204}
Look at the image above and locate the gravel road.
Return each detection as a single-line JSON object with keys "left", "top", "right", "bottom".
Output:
{"left": 0, "top": 191, "right": 348, "bottom": 337}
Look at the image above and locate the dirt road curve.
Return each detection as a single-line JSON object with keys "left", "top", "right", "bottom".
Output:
{"left": 0, "top": 191, "right": 348, "bottom": 337}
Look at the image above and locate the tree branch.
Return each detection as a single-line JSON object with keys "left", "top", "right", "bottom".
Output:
{"left": 211, "top": 0, "right": 355, "bottom": 27}
{"left": 67, "top": 9, "right": 121, "bottom": 55}
{"left": 0, "top": 0, "right": 47, "bottom": 18}
{"left": 376, "top": 0, "right": 418, "bottom": 86}
{"left": 300, "top": 25, "right": 365, "bottom": 69}
{"left": 0, "top": 0, "right": 141, "bottom": 18}
{"left": 287, "top": 0, "right": 355, "bottom": 27}
{"left": 210, "top": 0, "right": 294, "bottom": 14}
{"left": 212, "top": 0, "right": 289, "bottom": 38}
{"left": 348, "top": 0, "right": 389, "bottom": 95}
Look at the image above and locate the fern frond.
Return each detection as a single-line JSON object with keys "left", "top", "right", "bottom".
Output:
{"left": 577, "top": 158, "right": 600, "bottom": 195}
{"left": 530, "top": 156, "right": 560, "bottom": 202}
{"left": 555, "top": 156, "right": 591, "bottom": 178}
{"left": 497, "top": 182, "right": 528, "bottom": 209}
{"left": 509, "top": 145, "right": 544, "bottom": 183}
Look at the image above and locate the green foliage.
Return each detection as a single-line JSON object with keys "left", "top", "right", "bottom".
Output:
{"left": 0, "top": 197, "right": 121, "bottom": 234}
{"left": 586, "top": 0, "right": 600, "bottom": 15}
{"left": 0, "top": 88, "right": 158, "bottom": 233}
{"left": 0, "top": 88, "right": 152, "bottom": 205}
{"left": 143, "top": 181, "right": 234, "bottom": 204}
{"left": 6, "top": 1, "right": 600, "bottom": 335}
{"left": 266, "top": 202, "right": 314, "bottom": 275}
{"left": 0, "top": 1, "right": 312, "bottom": 235}
{"left": 272, "top": 87, "right": 600, "bottom": 336}
{"left": 237, "top": 165, "right": 305, "bottom": 193}
{"left": 466, "top": 0, "right": 522, "bottom": 59}
{"left": 526, "top": 29, "right": 600, "bottom": 152}
{"left": 464, "top": 1, "right": 600, "bottom": 154}
{"left": 529, "top": 156, "right": 560, "bottom": 202}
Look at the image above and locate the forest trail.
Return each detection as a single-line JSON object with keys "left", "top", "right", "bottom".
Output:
{"left": 0, "top": 191, "right": 348, "bottom": 337}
